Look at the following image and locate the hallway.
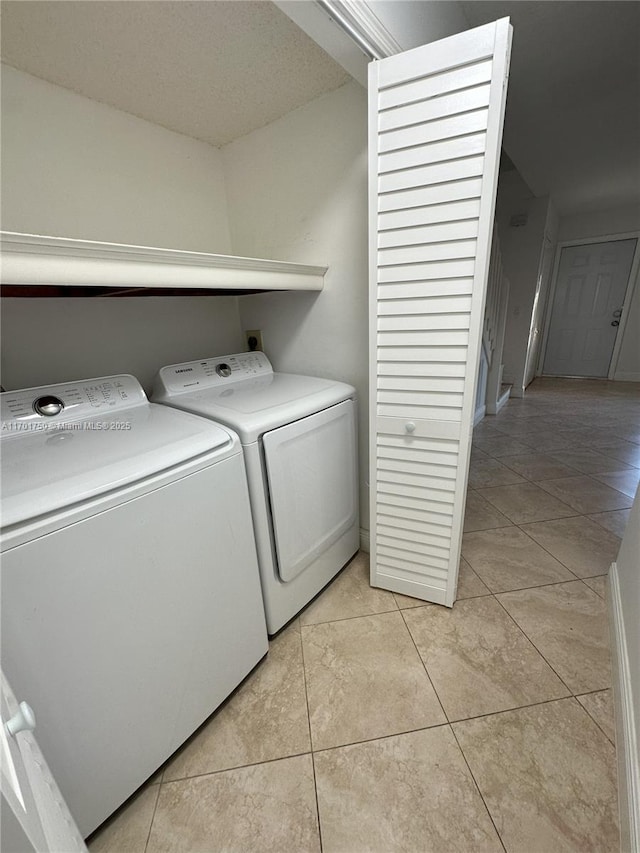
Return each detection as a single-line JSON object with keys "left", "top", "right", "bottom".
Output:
{"left": 89, "top": 378, "right": 639, "bottom": 853}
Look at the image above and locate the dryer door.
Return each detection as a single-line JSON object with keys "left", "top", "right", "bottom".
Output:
{"left": 263, "top": 400, "right": 358, "bottom": 583}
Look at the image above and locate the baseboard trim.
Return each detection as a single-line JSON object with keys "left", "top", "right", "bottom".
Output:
{"left": 473, "top": 405, "right": 486, "bottom": 426}
{"left": 608, "top": 562, "right": 639, "bottom": 853}
{"left": 359, "top": 528, "right": 370, "bottom": 553}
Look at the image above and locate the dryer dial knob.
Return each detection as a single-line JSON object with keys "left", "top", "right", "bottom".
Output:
{"left": 33, "top": 395, "right": 65, "bottom": 417}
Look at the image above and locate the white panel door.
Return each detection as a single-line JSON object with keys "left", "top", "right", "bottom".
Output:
{"left": 543, "top": 239, "right": 637, "bottom": 377}
{"left": 369, "top": 19, "right": 512, "bottom": 606}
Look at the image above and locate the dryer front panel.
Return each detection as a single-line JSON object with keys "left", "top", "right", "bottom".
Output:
{"left": 263, "top": 400, "right": 358, "bottom": 583}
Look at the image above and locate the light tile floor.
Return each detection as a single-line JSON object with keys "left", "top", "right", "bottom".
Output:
{"left": 89, "top": 379, "right": 639, "bottom": 853}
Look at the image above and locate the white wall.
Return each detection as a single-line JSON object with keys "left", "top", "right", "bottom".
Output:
{"left": 0, "top": 297, "right": 242, "bottom": 394}
{"left": 0, "top": 66, "right": 244, "bottom": 393}
{"left": 557, "top": 203, "right": 640, "bottom": 244}
{"left": 222, "top": 81, "right": 370, "bottom": 532}
{"left": 1, "top": 65, "right": 231, "bottom": 251}
{"left": 556, "top": 204, "right": 640, "bottom": 382}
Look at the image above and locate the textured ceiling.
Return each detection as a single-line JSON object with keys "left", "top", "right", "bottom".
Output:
{"left": 2, "top": 1, "right": 638, "bottom": 214}
{"left": 460, "top": 0, "right": 640, "bottom": 214}
{"left": 0, "top": 0, "right": 350, "bottom": 148}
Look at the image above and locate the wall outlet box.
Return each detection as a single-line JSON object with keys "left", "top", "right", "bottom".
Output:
{"left": 245, "top": 330, "right": 263, "bottom": 352}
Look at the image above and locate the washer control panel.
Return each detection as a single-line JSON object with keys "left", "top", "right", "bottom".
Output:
{"left": 157, "top": 352, "right": 273, "bottom": 393}
{"left": 0, "top": 375, "right": 146, "bottom": 433}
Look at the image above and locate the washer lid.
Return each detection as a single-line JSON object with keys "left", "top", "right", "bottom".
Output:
{"left": 1, "top": 378, "right": 233, "bottom": 529}
{"left": 153, "top": 373, "right": 355, "bottom": 443}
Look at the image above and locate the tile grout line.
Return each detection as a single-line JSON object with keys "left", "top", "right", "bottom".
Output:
{"left": 142, "top": 780, "right": 161, "bottom": 853}
{"left": 298, "top": 622, "right": 325, "bottom": 853}
{"left": 448, "top": 723, "right": 508, "bottom": 853}
{"left": 160, "top": 690, "right": 615, "bottom": 785}
{"left": 306, "top": 694, "right": 583, "bottom": 757}
{"left": 398, "top": 606, "right": 450, "bottom": 724}
{"left": 301, "top": 604, "right": 400, "bottom": 630}
{"left": 574, "top": 696, "right": 617, "bottom": 747}
{"left": 511, "top": 519, "right": 611, "bottom": 580}
{"left": 490, "top": 591, "right": 586, "bottom": 698}
{"left": 159, "top": 749, "right": 315, "bottom": 786}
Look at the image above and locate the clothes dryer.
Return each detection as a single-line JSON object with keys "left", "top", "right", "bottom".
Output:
{"left": 152, "top": 352, "right": 359, "bottom": 634}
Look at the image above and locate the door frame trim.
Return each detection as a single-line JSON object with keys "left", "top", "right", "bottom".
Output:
{"left": 538, "top": 231, "right": 640, "bottom": 380}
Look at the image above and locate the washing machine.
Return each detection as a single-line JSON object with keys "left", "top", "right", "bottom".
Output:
{"left": 0, "top": 374, "right": 268, "bottom": 837}
{"left": 152, "top": 352, "right": 359, "bottom": 634}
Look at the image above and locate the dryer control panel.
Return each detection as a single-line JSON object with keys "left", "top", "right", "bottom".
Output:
{"left": 156, "top": 352, "right": 273, "bottom": 394}
{"left": 0, "top": 375, "right": 146, "bottom": 433}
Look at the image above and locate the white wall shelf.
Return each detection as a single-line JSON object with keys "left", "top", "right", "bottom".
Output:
{"left": 0, "top": 232, "right": 326, "bottom": 296}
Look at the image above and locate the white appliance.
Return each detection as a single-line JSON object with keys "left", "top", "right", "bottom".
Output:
{"left": 152, "top": 352, "right": 359, "bottom": 634}
{"left": 0, "top": 375, "right": 268, "bottom": 837}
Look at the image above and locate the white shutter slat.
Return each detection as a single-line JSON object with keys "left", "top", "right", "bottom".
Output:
{"left": 379, "top": 59, "right": 493, "bottom": 110}
{"left": 379, "top": 240, "right": 478, "bottom": 266}
{"left": 379, "top": 84, "right": 491, "bottom": 133}
{"left": 379, "top": 199, "right": 481, "bottom": 231}
{"left": 378, "top": 331, "right": 469, "bottom": 347}
{"left": 380, "top": 111, "right": 488, "bottom": 154}
{"left": 377, "top": 500, "right": 452, "bottom": 528}
{"left": 369, "top": 18, "right": 512, "bottom": 606}
{"left": 378, "top": 313, "right": 471, "bottom": 331}
{"left": 379, "top": 373, "right": 464, "bottom": 391}
{"left": 377, "top": 21, "right": 496, "bottom": 88}
{"left": 378, "top": 455, "right": 458, "bottom": 473}
{"left": 378, "top": 439, "right": 459, "bottom": 458}
{"left": 379, "top": 156, "right": 484, "bottom": 194}
{"left": 378, "top": 404, "right": 462, "bottom": 421}
{"left": 376, "top": 552, "right": 449, "bottom": 582}
{"left": 379, "top": 178, "right": 483, "bottom": 213}
{"left": 379, "top": 220, "right": 478, "bottom": 249}
{"left": 377, "top": 346, "right": 469, "bottom": 363}
{"left": 378, "top": 534, "right": 451, "bottom": 560}
{"left": 378, "top": 487, "right": 454, "bottom": 513}
{"left": 378, "top": 361, "right": 465, "bottom": 382}
{"left": 378, "top": 260, "right": 476, "bottom": 282}
{"left": 378, "top": 389, "right": 464, "bottom": 408}
{"left": 380, "top": 132, "right": 487, "bottom": 174}
{"left": 378, "top": 468, "right": 457, "bottom": 493}
{"left": 378, "top": 279, "right": 474, "bottom": 299}
{"left": 378, "top": 296, "right": 473, "bottom": 315}
{"left": 378, "top": 507, "right": 452, "bottom": 532}
{"left": 379, "top": 545, "right": 450, "bottom": 572}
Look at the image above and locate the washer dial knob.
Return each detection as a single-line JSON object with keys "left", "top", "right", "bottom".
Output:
{"left": 33, "top": 395, "right": 65, "bottom": 417}
{"left": 216, "top": 363, "right": 232, "bottom": 378}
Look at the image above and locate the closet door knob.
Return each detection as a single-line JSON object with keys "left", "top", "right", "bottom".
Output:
{"left": 5, "top": 702, "right": 36, "bottom": 737}
{"left": 405, "top": 422, "right": 416, "bottom": 433}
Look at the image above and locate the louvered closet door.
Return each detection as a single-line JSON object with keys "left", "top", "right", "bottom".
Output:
{"left": 369, "top": 18, "right": 512, "bottom": 606}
